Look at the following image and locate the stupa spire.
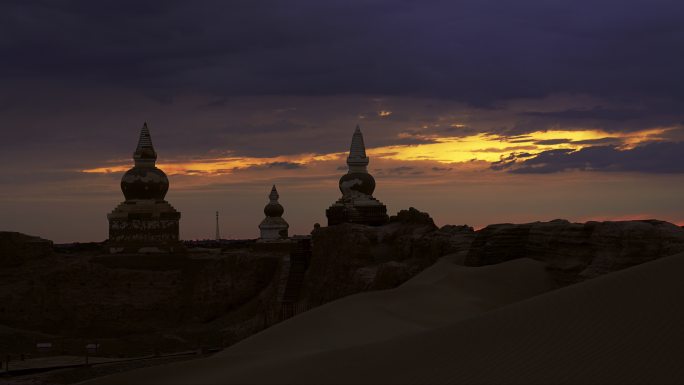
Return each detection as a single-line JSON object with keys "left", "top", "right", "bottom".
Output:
{"left": 347, "top": 124, "right": 369, "bottom": 172}
{"left": 133, "top": 122, "right": 157, "bottom": 166}
{"left": 269, "top": 184, "right": 279, "bottom": 203}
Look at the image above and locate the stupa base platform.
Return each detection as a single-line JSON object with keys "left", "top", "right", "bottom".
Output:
{"left": 326, "top": 198, "right": 389, "bottom": 226}
{"left": 259, "top": 217, "right": 290, "bottom": 241}
{"left": 107, "top": 200, "right": 182, "bottom": 254}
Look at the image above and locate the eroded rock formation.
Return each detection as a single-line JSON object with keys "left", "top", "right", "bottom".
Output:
{"left": 465, "top": 219, "right": 684, "bottom": 285}
{"left": 302, "top": 207, "right": 476, "bottom": 305}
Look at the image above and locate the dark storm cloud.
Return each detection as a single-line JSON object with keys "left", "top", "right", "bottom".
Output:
{"left": 0, "top": 169, "right": 97, "bottom": 185}
{"left": 494, "top": 142, "right": 684, "bottom": 174}
{"left": 523, "top": 107, "right": 646, "bottom": 121}
{"left": 390, "top": 137, "right": 439, "bottom": 146}
{"left": 3, "top": 0, "right": 684, "bottom": 180}
{"left": 431, "top": 167, "right": 452, "bottom": 172}
{"left": 475, "top": 146, "right": 537, "bottom": 153}
{"left": 236, "top": 162, "right": 305, "bottom": 172}
{"left": 3, "top": 0, "right": 684, "bottom": 106}
{"left": 398, "top": 125, "right": 481, "bottom": 139}
{"left": 374, "top": 166, "right": 424, "bottom": 177}
{"left": 571, "top": 138, "right": 624, "bottom": 146}
{"left": 533, "top": 139, "right": 572, "bottom": 145}
{"left": 232, "top": 120, "right": 308, "bottom": 135}
{"left": 514, "top": 100, "right": 684, "bottom": 133}
{"left": 265, "top": 162, "right": 305, "bottom": 170}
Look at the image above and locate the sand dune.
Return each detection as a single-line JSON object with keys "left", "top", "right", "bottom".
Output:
{"left": 223, "top": 256, "right": 551, "bottom": 350}
{"left": 85, "top": 252, "right": 684, "bottom": 384}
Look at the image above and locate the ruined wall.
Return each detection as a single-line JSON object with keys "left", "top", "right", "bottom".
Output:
{"left": 0, "top": 252, "right": 281, "bottom": 338}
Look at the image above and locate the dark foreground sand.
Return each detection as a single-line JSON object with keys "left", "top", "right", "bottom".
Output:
{"left": 84, "top": 252, "right": 684, "bottom": 384}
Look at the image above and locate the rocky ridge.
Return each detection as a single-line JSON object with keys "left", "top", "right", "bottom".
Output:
{"left": 3, "top": 212, "right": 684, "bottom": 360}
{"left": 301, "top": 207, "right": 475, "bottom": 306}
{"left": 465, "top": 219, "right": 684, "bottom": 285}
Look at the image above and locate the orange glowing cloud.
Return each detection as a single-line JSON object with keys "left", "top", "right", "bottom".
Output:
{"left": 82, "top": 153, "right": 344, "bottom": 176}
{"left": 81, "top": 127, "right": 673, "bottom": 178}
{"left": 374, "top": 127, "right": 673, "bottom": 164}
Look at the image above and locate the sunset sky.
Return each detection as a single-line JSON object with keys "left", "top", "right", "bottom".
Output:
{"left": 2, "top": 1, "right": 684, "bottom": 242}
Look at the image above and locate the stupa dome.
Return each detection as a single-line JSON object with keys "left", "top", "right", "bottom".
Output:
{"left": 121, "top": 167, "right": 169, "bottom": 201}
{"left": 119, "top": 123, "right": 170, "bottom": 201}
{"left": 339, "top": 172, "right": 376, "bottom": 196}
{"left": 264, "top": 202, "right": 284, "bottom": 217}
{"left": 264, "top": 185, "right": 285, "bottom": 217}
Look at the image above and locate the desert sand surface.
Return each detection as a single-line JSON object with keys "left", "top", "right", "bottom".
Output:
{"left": 85, "top": 252, "right": 684, "bottom": 384}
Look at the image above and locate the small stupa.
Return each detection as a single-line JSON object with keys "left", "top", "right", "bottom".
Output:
{"left": 326, "top": 125, "right": 389, "bottom": 226}
{"left": 106, "top": 123, "right": 182, "bottom": 253}
{"left": 258, "top": 185, "right": 289, "bottom": 241}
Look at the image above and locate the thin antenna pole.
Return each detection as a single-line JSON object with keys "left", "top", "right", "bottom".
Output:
{"left": 215, "top": 211, "right": 220, "bottom": 241}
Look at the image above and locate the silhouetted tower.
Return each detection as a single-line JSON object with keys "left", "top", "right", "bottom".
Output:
{"left": 215, "top": 211, "right": 220, "bottom": 241}
{"left": 107, "top": 122, "right": 182, "bottom": 253}
{"left": 326, "top": 125, "right": 389, "bottom": 226}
